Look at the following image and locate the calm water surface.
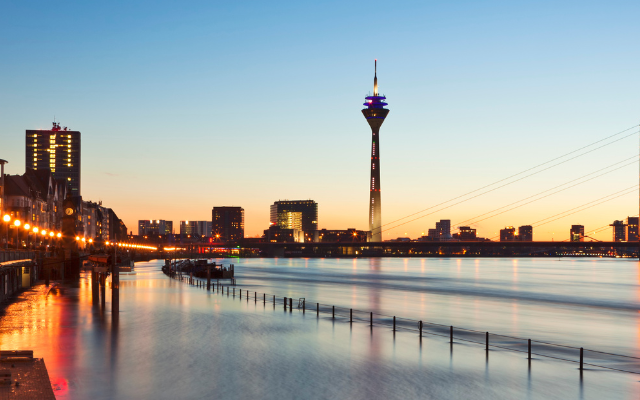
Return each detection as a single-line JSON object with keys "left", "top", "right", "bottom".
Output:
{"left": 0, "top": 257, "right": 638, "bottom": 399}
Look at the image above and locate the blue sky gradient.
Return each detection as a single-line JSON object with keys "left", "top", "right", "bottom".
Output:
{"left": 1, "top": 0, "right": 639, "bottom": 239}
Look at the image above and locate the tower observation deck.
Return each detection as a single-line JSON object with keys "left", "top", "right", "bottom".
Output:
{"left": 362, "top": 60, "right": 389, "bottom": 242}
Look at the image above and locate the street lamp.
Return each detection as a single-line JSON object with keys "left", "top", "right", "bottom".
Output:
{"left": 13, "top": 219, "right": 21, "bottom": 248}
{"left": 41, "top": 230, "right": 47, "bottom": 250}
{"left": 3, "top": 214, "right": 9, "bottom": 249}
{"left": 24, "top": 223, "right": 30, "bottom": 248}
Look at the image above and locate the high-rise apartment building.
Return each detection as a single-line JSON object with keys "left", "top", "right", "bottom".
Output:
{"left": 517, "top": 225, "right": 533, "bottom": 241}
{"left": 435, "top": 220, "right": 451, "bottom": 239}
{"left": 500, "top": 227, "right": 516, "bottom": 242}
{"left": 212, "top": 207, "right": 244, "bottom": 241}
{"left": 270, "top": 200, "right": 318, "bottom": 232}
{"left": 138, "top": 220, "right": 173, "bottom": 236}
{"left": 570, "top": 225, "right": 584, "bottom": 242}
{"left": 626, "top": 217, "right": 638, "bottom": 242}
{"left": 26, "top": 122, "right": 81, "bottom": 196}
{"left": 611, "top": 220, "right": 626, "bottom": 242}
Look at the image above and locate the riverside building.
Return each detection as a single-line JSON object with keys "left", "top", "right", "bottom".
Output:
{"left": 212, "top": 207, "right": 244, "bottom": 241}
{"left": 26, "top": 121, "right": 81, "bottom": 196}
{"left": 269, "top": 200, "right": 318, "bottom": 232}
{"left": 138, "top": 220, "right": 173, "bottom": 236}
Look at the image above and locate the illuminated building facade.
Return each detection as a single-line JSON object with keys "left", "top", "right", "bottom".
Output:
{"left": 626, "top": 217, "right": 638, "bottom": 241}
{"left": 212, "top": 207, "right": 244, "bottom": 241}
{"left": 138, "top": 220, "right": 173, "bottom": 236}
{"left": 362, "top": 60, "right": 389, "bottom": 242}
{"left": 570, "top": 225, "right": 584, "bottom": 242}
{"left": 269, "top": 200, "right": 318, "bottom": 232}
{"left": 26, "top": 122, "right": 81, "bottom": 196}
{"left": 180, "top": 221, "right": 212, "bottom": 237}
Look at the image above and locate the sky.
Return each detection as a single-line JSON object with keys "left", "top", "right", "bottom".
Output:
{"left": 1, "top": 0, "right": 639, "bottom": 240}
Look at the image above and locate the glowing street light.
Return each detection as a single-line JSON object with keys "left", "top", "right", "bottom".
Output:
{"left": 2, "top": 215, "right": 9, "bottom": 250}
{"left": 24, "top": 223, "right": 30, "bottom": 248}
{"left": 13, "top": 220, "right": 21, "bottom": 247}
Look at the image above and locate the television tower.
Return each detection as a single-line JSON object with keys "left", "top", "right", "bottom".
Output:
{"left": 362, "top": 60, "right": 389, "bottom": 242}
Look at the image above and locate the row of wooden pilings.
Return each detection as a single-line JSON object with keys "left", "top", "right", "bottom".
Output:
{"left": 177, "top": 274, "right": 588, "bottom": 373}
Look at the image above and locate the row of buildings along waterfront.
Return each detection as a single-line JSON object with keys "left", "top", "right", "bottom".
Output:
{"left": 0, "top": 121, "right": 128, "bottom": 249}
{"left": 412, "top": 218, "right": 639, "bottom": 243}
{"left": 136, "top": 200, "right": 367, "bottom": 244}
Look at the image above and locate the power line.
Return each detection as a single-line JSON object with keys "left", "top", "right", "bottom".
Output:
{"left": 485, "top": 186, "right": 638, "bottom": 240}
{"left": 373, "top": 124, "right": 639, "bottom": 234}
{"left": 451, "top": 157, "right": 637, "bottom": 229}
{"left": 531, "top": 186, "right": 638, "bottom": 227}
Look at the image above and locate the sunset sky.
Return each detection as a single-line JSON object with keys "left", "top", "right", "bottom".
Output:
{"left": 1, "top": 0, "right": 639, "bottom": 240}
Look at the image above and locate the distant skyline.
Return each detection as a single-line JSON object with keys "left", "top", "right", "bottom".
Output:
{"left": 1, "top": 0, "right": 639, "bottom": 240}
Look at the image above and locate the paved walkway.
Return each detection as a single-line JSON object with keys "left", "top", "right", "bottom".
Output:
{"left": 0, "top": 358, "right": 55, "bottom": 399}
{"left": 0, "top": 283, "right": 59, "bottom": 399}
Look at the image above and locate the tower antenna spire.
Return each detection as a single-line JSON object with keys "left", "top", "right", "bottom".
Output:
{"left": 373, "top": 59, "right": 378, "bottom": 96}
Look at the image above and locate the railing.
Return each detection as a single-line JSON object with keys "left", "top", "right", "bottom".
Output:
{"left": 167, "top": 271, "right": 640, "bottom": 375}
{"left": 0, "top": 250, "right": 37, "bottom": 263}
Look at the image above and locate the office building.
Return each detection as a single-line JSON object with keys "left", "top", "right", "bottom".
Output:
{"left": 570, "top": 225, "right": 584, "bottom": 242}
{"left": 362, "top": 60, "right": 389, "bottom": 242}
{"left": 435, "top": 220, "right": 451, "bottom": 239}
{"left": 626, "top": 217, "right": 638, "bottom": 242}
{"left": 263, "top": 225, "right": 304, "bottom": 243}
{"left": 610, "top": 220, "right": 626, "bottom": 242}
{"left": 180, "top": 220, "right": 212, "bottom": 237}
{"left": 270, "top": 200, "right": 318, "bottom": 232}
{"left": 26, "top": 121, "right": 81, "bottom": 196}
{"left": 138, "top": 220, "right": 173, "bottom": 236}
{"left": 212, "top": 207, "right": 244, "bottom": 241}
{"left": 457, "top": 226, "right": 477, "bottom": 240}
{"left": 517, "top": 225, "right": 533, "bottom": 241}
{"left": 500, "top": 227, "right": 516, "bottom": 242}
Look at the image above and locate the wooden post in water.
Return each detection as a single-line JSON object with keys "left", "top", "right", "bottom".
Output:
{"left": 370, "top": 312, "right": 373, "bottom": 327}
{"left": 450, "top": 326, "right": 453, "bottom": 344}
{"left": 486, "top": 332, "right": 489, "bottom": 351}
{"left": 580, "top": 347, "right": 584, "bottom": 371}
{"left": 255, "top": 291, "right": 257, "bottom": 303}
{"left": 528, "top": 339, "right": 532, "bottom": 360}
{"left": 393, "top": 316, "right": 396, "bottom": 332}
{"left": 207, "top": 264, "right": 211, "bottom": 291}
{"left": 289, "top": 297, "right": 292, "bottom": 311}
{"left": 284, "top": 297, "right": 287, "bottom": 311}
{"left": 419, "top": 321, "right": 422, "bottom": 337}
{"left": 112, "top": 235, "right": 119, "bottom": 314}
{"left": 332, "top": 306, "right": 335, "bottom": 319}
{"left": 350, "top": 309, "right": 352, "bottom": 323}
{"left": 263, "top": 293, "right": 266, "bottom": 305}
{"left": 317, "top": 303, "right": 319, "bottom": 317}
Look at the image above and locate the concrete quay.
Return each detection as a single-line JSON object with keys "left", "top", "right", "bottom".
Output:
{"left": 0, "top": 358, "right": 55, "bottom": 399}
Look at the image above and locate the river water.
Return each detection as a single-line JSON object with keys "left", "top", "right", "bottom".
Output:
{"left": 0, "top": 257, "right": 639, "bottom": 399}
